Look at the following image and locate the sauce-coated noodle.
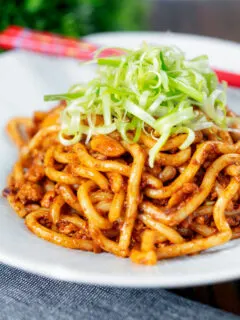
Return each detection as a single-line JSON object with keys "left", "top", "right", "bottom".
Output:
{"left": 3, "top": 104, "right": 240, "bottom": 265}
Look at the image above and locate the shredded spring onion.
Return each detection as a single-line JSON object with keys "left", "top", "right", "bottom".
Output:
{"left": 44, "top": 44, "right": 234, "bottom": 167}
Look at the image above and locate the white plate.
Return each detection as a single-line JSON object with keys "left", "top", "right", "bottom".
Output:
{"left": 0, "top": 32, "right": 240, "bottom": 288}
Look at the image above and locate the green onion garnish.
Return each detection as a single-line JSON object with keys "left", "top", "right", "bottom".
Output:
{"left": 44, "top": 44, "right": 231, "bottom": 167}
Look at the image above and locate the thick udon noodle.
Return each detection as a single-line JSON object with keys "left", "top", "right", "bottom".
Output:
{"left": 3, "top": 103, "right": 240, "bottom": 265}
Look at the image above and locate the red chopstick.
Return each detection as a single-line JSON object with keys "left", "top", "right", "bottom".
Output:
{"left": 0, "top": 25, "right": 121, "bottom": 60}
{"left": 0, "top": 26, "right": 240, "bottom": 88}
{"left": 213, "top": 69, "right": 240, "bottom": 88}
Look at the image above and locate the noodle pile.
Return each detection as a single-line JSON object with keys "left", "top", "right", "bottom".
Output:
{"left": 3, "top": 102, "right": 240, "bottom": 265}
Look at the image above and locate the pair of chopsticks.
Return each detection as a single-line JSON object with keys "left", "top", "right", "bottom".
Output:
{"left": 0, "top": 26, "right": 240, "bottom": 87}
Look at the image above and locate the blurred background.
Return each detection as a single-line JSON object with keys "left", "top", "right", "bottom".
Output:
{"left": 0, "top": 0, "right": 239, "bottom": 42}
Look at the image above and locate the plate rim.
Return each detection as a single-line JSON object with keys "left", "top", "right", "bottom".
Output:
{"left": 2, "top": 244, "right": 240, "bottom": 288}
{"left": 84, "top": 30, "right": 240, "bottom": 47}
